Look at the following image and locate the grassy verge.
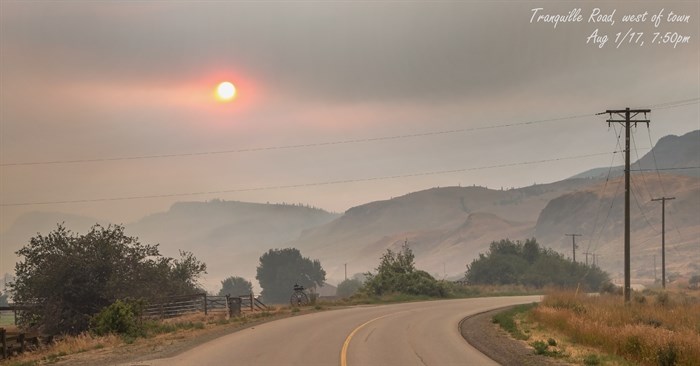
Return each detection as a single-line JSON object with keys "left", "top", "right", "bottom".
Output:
{"left": 531, "top": 290, "right": 700, "bottom": 366}
{"left": 492, "top": 303, "right": 537, "bottom": 340}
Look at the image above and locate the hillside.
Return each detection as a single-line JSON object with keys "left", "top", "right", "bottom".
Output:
{"left": 572, "top": 130, "right": 700, "bottom": 179}
{"left": 535, "top": 173, "right": 700, "bottom": 282}
{"left": 294, "top": 179, "right": 594, "bottom": 282}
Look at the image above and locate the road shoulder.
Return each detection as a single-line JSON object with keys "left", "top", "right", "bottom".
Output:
{"left": 460, "top": 306, "right": 568, "bottom": 366}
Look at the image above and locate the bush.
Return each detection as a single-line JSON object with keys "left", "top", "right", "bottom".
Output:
{"left": 657, "top": 343, "right": 678, "bottom": 366}
{"left": 90, "top": 300, "right": 143, "bottom": 338}
{"left": 583, "top": 354, "right": 601, "bottom": 365}
{"left": 531, "top": 340, "right": 549, "bottom": 355}
{"left": 656, "top": 291, "right": 671, "bottom": 307}
{"left": 363, "top": 244, "right": 448, "bottom": 298}
{"left": 337, "top": 278, "right": 363, "bottom": 298}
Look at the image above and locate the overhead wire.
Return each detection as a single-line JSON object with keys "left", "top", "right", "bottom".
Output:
{"left": 0, "top": 151, "right": 614, "bottom": 207}
{"left": 644, "top": 126, "right": 690, "bottom": 259}
{"left": 585, "top": 122, "right": 625, "bottom": 256}
{"left": 0, "top": 113, "right": 593, "bottom": 167}
{"left": 2, "top": 97, "right": 697, "bottom": 168}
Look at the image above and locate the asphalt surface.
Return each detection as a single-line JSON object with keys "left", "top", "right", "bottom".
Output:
{"left": 141, "top": 296, "right": 541, "bottom": 366}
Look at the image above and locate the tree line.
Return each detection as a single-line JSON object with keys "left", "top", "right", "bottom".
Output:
{"left": 464, "top": 238, "right": 609, "bottom": 290}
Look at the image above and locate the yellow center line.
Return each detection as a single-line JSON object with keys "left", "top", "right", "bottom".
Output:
{"left": 340, "top": 314, "right": 393, "bottom": 366}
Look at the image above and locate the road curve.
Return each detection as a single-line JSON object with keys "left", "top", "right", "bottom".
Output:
{"left": 141, "top": 296, "right": 540, "bottom": 366}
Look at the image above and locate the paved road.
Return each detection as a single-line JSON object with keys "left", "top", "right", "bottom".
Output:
{"left": 143, "top": 296, "right": 540, "bottom": 366}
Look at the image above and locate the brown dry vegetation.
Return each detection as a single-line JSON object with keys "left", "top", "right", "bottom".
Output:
{"left": 0, "top": 307, "right": 294, "bottom": 366}
{"left": 531, "top": 290, "right": 700, "bottom": 366}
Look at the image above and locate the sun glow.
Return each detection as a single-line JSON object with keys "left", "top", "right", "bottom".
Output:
{"left": 216, "top": 81, "right": 236, "bottom": 101}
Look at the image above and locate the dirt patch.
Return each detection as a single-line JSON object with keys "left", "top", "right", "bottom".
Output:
{"left": 460, "top": 306, "right": 568, "bottom": 366}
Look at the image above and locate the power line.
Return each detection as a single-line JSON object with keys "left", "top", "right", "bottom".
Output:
{"left": 585, "top": 123, "right": 624, "bottom": 255}
{"left": 0, "top": 151, "right": 614, "bottom": 207}
{"left": 630, "top": 167, "right": 700, "bottom": 172}
{"left": 644, "top": 126, "right": 688, "bottom": 254}
{"left": 2, "top": 97, "right": 697, "bottom": 168}
{"left": 0, "top": 113, "right": 592, "bottom": 167}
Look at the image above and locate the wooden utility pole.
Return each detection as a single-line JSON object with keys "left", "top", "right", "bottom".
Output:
{"left": 344, "top": 263, "right": 348, "bottom": 281}
{"left": 566, "top": 234, "right": 582, "bottom": 263}
{"left": 653, "top": 255, "right": 657, "bottom": 282}
{"left": 583, "top": 251, "right": 591, "bottom": 266}
{"left": 598, "top": 108, "right": 650, "bottom": 303}
{"left": 652, "top": 196, "right": 675, "bottom": 288}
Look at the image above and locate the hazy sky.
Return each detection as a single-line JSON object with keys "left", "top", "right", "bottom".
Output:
{"left": 1, "top": 1, "right": 698, "bottom": 232}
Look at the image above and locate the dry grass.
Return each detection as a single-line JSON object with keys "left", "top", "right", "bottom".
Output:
{"left": 1, "top": 333, "right": 121, "bottom": 366}
{"left": 532, "top": 290, "right": 700, "bottom": 366}
{"left": 0, "top": 306, "right": 301, "bottom": 365}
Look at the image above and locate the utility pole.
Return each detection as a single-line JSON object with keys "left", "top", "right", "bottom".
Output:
{"left": 566, "top": 234, "right": 582, "bottom": 263}
{"left": 583, "top": 251, "right": 591, "bottom": 266}
{"left": 344, "top": 263, "right": 347, "bottom": 281}
{"left": 652, "top": 196, "right": 675, "bottom": 288}
{"left": 653, "top": 255, "right": 657, "bottom": 283}
{"left": 598, "top": 108, "right": 650, "bottom": 303}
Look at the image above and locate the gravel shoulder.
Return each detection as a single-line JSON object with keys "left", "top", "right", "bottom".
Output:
{"left": 460, "top": 306, "right": 569, "bottom": 366}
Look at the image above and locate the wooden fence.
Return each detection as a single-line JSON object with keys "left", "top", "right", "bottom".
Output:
{"left": 0, "top": 328, "right": 54, "bottom": 360}
{"left": 239, "top": 294, "right": 268, "bottom": 312}
{"left": 142, "top": 293, "right": 265, "bottom": 319}
{"left": 142, "top": 293, "right": 206, "bottom": 319}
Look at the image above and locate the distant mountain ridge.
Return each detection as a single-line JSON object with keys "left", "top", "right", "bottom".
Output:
{"left": 571, "top": 130, "right": 699, "bottom": 179}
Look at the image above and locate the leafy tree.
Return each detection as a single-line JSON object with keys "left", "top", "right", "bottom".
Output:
{"left": 218, "top": 276, "right": 253, "bottom": 296}
{"left": 337, "top": 278, "right": 363, "bottom": 298}
{"left": 256, "top": 248, "right": 325, "bottom": 304}
{"left": 364, "top": 243, "right": 447, "bottom": 297}
{"left": 465, "top": 238, "right": 609, "bottom": 290}
{"left": 11, "top": 224, "right": 206, "bottom": 334}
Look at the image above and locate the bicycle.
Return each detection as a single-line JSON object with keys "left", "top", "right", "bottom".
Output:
{"left": 290, "top": 283, "right": 309, "bottom": 307}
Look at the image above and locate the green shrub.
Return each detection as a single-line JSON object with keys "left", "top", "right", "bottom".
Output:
{"left": 547, "top": 338, "right": 557, "bottom": 346}
{"left": 657, "top": 343, "right": 678, "bottom": 366}
{"left": 583, "top": 354, "right": 601, "bottom": 365}
{"left": 531, "top": 340, "right": 549, "bottom": 355}
{"left": 656, "top": 291, "right": 671, "bottom": 307}
{"left": 90, "top": 299, "right": 144, "bottom": 338}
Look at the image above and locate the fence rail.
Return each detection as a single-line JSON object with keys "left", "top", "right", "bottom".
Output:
{"left": 239, "top": 294, "right": 269, "bottom": 312}
{"left": 0, "top": 328, "right": 54, "bottom": 360}
{"left": 142, "top": 293, "right": 264, "bottom": 319}
{"left": 142, "top": 293, "right": 205, "bottom": 319}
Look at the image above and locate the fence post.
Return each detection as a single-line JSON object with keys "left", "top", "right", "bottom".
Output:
{"left": 229, "top": 297, "right": 241, "bottom": 317}
{"left": 224, "top": 295, "right": 230, "bottom": 320}
{"left": 18, "top": 333, "right": 25, "bottom": 353}
{"left": 203, "top": 293, "right": 208, "bottom": 316}
{"left": 1, "top": 328, "right": 7, "bottom": 359}
{"left": 249, "top": 293, "right": 254, "bottom": 312}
